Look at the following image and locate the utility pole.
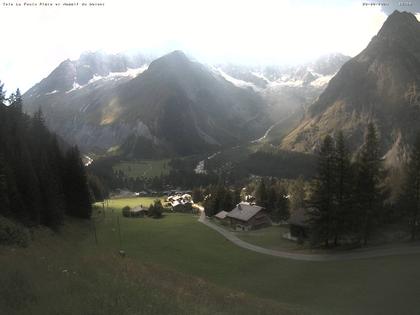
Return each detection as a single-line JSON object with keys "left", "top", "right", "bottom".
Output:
{"left": 92, "top": 220, "right": 98, "bottom": 245}
{"left": 117, "top": 216, "right": 122, "bottom": 249}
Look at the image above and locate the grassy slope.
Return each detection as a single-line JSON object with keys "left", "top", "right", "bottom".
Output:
{"left": 0, "top": 219, "right": 289, "bottom": 315}
{"left": 233, "top": 225, "right": 305, "bottom": 251}
{"left": 2, "top": 199, "right": 420, "bottom": 315}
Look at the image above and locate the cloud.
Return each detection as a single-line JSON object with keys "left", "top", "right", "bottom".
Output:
{"left": 0, "top": 0, "right": 389, "bottom": 92}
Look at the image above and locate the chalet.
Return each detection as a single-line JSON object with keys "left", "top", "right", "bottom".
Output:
{"left": 288, "top": 208, "right": 309, "bottom": 240}
{"left": 226, "top": 203, "right": 271, "bottom": 231}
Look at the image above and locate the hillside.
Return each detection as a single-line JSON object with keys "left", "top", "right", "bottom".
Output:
{"left": 2, "top": 205, "right": 420, "bottom": 315}
{"left": 281, "top": 11, "right": 420, "bottom": 167}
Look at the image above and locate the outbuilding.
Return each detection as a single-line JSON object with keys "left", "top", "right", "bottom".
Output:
{"left": 288, "top": 208, "right": 309, "bottom": 240}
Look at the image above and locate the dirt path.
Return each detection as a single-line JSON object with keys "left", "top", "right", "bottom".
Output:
{"left": 198, "top": 211, "right": 420, "bottom": 261}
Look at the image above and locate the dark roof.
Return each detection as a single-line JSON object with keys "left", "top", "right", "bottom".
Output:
{"left": 215, "top": 211, "right": 228, "bottom": 219}
{"left": 131, "top": 206, "right": 149, "bottom": 213}
{"left": 227, "top": 203, "right": 264, "bottom": 222}
{"left": 288, "top": 208, "right": 309, "bottom": 227}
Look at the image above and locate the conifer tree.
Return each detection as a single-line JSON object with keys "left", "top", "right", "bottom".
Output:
{"left": 308, "top": 135, "right": 336, "bottom": 247}
{"left": 63, "top": 147, "right": 92, "bottom": 219}
{"left": 272, "top": 184, "right": 290, "bottom": 222}
{"left": 0, "top": 156, "right": 10, "bottom": 216}
{"left": 400, "top": 132, "right": 420, "bottom": 240}
{"left": 355, "top": 123, "right": 383, "bottom": 245}
{"left": 289, "top": 175, "right": 306, "bottom": 211}
{"left": 333, "top": 131, "right": 354, "bottom": 245}
{"left": 255, "top": 179, "right": 268, "bottom": 208}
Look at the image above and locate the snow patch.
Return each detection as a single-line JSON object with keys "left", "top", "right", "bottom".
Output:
{"left": 66, "top": 80, "right": 82, "bottom": 93}
{"left": 310, "top": 74, "right": 334, "bottom": 87}
{"left": 64, "top": 65, "right": 148, "bottom": 93}
{"left": 45, "top": 90, "right": 58, "bottom": 95}
{"left": 212, "top": 67, "right": 261, "bottom": 92}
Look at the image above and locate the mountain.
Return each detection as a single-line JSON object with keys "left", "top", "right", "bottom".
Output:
{"left": 24, "top": 51, "right": 270, "bottom": 157}
{"left": 213, "top": 54, "right": 350, "bottom": 142}
{"left": 281, "top": 11, "right": 420, "bottom": 167}
{"left": 26, "top": 51, "right": 149, "bottom": 95}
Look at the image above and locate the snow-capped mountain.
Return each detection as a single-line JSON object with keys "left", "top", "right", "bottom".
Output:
{"left": 210, "top": 53, "right": 350, "bottom": 142}
{"left": 26, "top": 51, "right": 151, "bottom": 98}
{"left": 23, "top": 51, "right": 271, "bottom": 157}
{"left": 212, "top": 53, "right": 350, "bottom": 92}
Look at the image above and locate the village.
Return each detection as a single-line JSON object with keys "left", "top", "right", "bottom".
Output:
{"left": 120, "top": 190, "right": 308, "bottom": 244}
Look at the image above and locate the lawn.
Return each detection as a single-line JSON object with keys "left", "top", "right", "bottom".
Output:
{"left": 113, "top": 159, "right": 171, "bottom": 179}
{"left": 103, "top": 196, "right": 167, "bottom": 209}
{"left": 233, "top": 225, "right": 305, "bottom": 251}
{"left": 2, "top": 199, "right": 420, "bottom": 314}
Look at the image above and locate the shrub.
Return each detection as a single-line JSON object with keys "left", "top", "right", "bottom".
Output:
{"left": 0, "top": 216, "right": 30, "bottom": 247}
{"left": 122, "top": 206, "right": 131, "bottom": 217}
{"left": 149, "top": 200, "right": 163, "bottom": 219}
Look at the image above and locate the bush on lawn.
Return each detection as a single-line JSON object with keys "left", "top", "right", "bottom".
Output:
{"left": 0, "top": 216, "right": 30, "bottom": 247}
{"left": 122, "top": 206, "right": 131, "bottom": 217}
{"left": 149, "top": 200, "right": 163, "bottom": 219}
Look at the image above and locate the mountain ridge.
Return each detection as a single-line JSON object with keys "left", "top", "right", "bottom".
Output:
{"left": 281, "top": 11, "right": 420, "bottom": 167}
{"left": 23, "top": 50, "right": 271, "bottom": 157}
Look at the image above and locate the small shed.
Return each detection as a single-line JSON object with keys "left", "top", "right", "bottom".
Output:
{"left": 123, "top": 205, "right": 149, "bottom": 218}
{"left": 215, "top": 210, "right": 228, "bottom": 220}
{"left": 214, "top": 210, "right": 229, "bottom": 224}
{"left": 288, "top": 208, "right": 309, "bottom": 239}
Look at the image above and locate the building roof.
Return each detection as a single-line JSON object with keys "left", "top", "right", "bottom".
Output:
{"left": 226, "top": 203, "right": 264, "bottom": 222}
{"left": 131, "top": 205, "right": 149, "bottom": 213}
{"left": 215, "top": 210, "right": 229, "bottom": 219}
{"left": 288, "top": 208, "right": 309, "bottom": 227}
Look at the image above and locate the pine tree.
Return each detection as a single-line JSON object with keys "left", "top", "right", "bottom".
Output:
{"left": 400, "top": 132, "right": 420, "bottom": 240}
{"left": 63, "top": 147, "right": 92, "bottom": 219}
{"left": 289, "top": 175, "right": 306, "bottom": 211}
{"left": 273, "top": 184, "right": 290, "bottom": 222}
{"left": 149, "top": 199, "right": 163, "bottom": 218}
{"left": 308, "top": 135, "right": 336, "bottom": 247}
{"left": 356, "top": 123, "right": 383, "bottom": 245}
{"left": 0, "top": 82, "right": 5, "bottom": 103}
{"left": 333, "top": 131, "right": 354, "bottom": 245}
{"left": 255, "top": 179, "right": 268, "bottom": 208}
{"left": 0, "top": 155, "right": 10, "bottom": 216}
{"left": 192, "top": 187, "right": 204, "bottom": 203}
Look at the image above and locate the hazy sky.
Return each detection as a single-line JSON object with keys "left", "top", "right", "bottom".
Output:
{"left": 0, "top": 0, "right": 419, "bottom": 92}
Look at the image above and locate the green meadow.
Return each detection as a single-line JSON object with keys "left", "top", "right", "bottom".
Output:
{"left": 1, "top": 198, "right": 420, "bottom": 314}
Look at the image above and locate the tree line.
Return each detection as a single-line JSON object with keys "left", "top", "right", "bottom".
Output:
{"left": 308, "top": 123, "right": 420, "bottom": 247}
{"left": 0, "top": 83, "right": 92, "bottom": 230}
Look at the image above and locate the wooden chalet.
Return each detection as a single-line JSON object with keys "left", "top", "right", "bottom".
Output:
{"left": 226, "top": 203, "right": 271, "bottom": 231}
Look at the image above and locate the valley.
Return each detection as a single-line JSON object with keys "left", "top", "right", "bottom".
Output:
{"left": 2, "top": 5, "right": 420, "bottom": 315}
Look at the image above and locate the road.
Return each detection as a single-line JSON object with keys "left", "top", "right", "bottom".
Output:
{"left": 197, "top": 211, "right": 420, "bottom": 261}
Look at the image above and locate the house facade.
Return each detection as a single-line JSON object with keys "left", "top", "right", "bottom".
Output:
{"left": 226, "top": 203, "right": 271, "bottom": 231}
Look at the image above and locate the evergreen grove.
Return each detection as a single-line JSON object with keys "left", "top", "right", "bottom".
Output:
{"left": 308, "top": 124, "right": 420, "bottom": 247}
{"left": 0, "top": 83, "right": 92, "bottom": 230}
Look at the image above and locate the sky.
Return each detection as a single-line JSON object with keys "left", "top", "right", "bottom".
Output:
{"left": 0, "top": 0, "right": 419, "bottom": 93}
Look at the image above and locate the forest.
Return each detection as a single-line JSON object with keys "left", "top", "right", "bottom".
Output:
{"left": 0, "top": 83, "right": 92, "bottom": 233}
